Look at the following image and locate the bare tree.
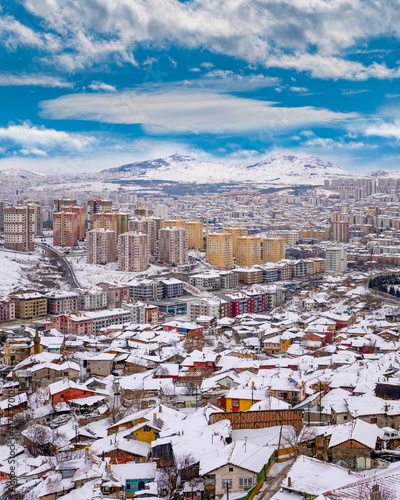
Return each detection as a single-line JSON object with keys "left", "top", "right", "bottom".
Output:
{"left": 107, "top": 399, "right": 128, "bottom": 425}
{"left": 281, "top": 426, "right": 318, "bottom": 459}
{"left": 158, "top": 453, "right": 196, "bottom": 500}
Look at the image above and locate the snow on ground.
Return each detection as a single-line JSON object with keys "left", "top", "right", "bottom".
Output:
{"left": 0, "top": 249, "right": 42, "bottom": 295}
{"left": 68, "top": 255, "right": 169, "bottom": 288}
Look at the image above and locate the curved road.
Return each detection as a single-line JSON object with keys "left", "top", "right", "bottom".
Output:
{"left": 36, "top": 242, "right": 81, "bottom": 289}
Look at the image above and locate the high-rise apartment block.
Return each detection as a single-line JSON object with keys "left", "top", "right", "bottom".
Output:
{"left": 4, "top": 206, "right": 35, "bottom": 252}
{"left": 53, "top": 199, "right": 84, "bottom": 240}
{"left": 225, "top": 226, "right": 248, "bottom": 257}
{"left": 128, "top": 218, "right": 157, "bottom": 254}
{"left": 87, "top": 228, "right": 117, "bottom": 264}
{"left": 154, "top": 204, "right": 168, "bottom": 219}
{"left": 326, "top": 246, "right": 347, "bottom": 272}
{"left": 331, "top": 221, "right": 350, "bottom": 243}
{"left": 236, "top": 235, "right": 262, "bottom": 267}
{"left": 117, "top": 212, "right": 129, "bottom": 236}
{"left": 159, "top": 226, "right": 188, "bottom": 265}
{"left": 0, "top": 201, "right": 7, "bottom": 232}
{"left": 118, "top": 231, "right": 149, "bottom": 272}
{"left": 54, "top": 198, "right": 77, "bottom": 213}
{"left": 53, "top": 210, "right": 79, "bottom": 247}
{"left": 87, "top": 198, "right": 113, "bottom": 230}
{"left": 268, "top": 230, "right": 299, "bottom": 246}
{"left": 26, "top": 199, "right": 43, "bottom": 236}
{"left": 93, "top": 212, "right": 118, "bottom": 233}
{"left": 162, "top": 218, "right": 203, "bottom": 250}
{"left": 206, "top": 232, "right": 233, "bottom": 268}
{"left": 263, "top": 237, "right": 286, "bottom": 263}
{"left": 184, "top": 220, "right": 203, "bottom": 250}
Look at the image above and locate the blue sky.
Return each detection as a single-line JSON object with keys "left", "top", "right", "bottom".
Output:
{"left": 1, "top": 0, "right": 400, "bottom": 174}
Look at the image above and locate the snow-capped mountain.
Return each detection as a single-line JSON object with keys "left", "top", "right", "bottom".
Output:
{"left": 0, "top": 168, "right": 45, "bottom": 183}
{"left": 100, "top": 153, "right": 349, "bottom": 185}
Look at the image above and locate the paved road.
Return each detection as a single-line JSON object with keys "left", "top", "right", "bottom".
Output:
{"left": 36, "top": 242, "right": 80, "bottom": 288}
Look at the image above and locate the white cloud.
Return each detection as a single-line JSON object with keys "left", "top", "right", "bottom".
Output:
{"left": 40, "top": 88, "right": 356, "bottom": 135}
{"left": 0, "top": 73, "right": 72, "bottom": 88}
{"left": 20, "top": 147, "right": 48, "bottom": 157}
{"left": 88, "top": 81, "right": 116, "bottom": 92}
{"left": 0, "top": 122, "right": 96, "bottom": 153}
{"left": 8, "top": 0, "right": 400, "bottom": 79}
{"left": 303, "top": 136, "right": 370, "bottom": 149}
{"left": 266, "top": 53, "right": 400, "bottom": 81}
{"left": 363, "top": 120, "right": 400, "bottom": 140}
{"left": 199, "top": 70, "right": 279, "bottom": 91}
{"left": 289, "top": 86, "right": 309, "bottom": 93}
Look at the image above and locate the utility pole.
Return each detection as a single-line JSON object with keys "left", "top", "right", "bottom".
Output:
{"left": 251, "top": 381, "right": 254, "bottom": 406}
{"left": 319, "top": 380, "right": 322, "bottom": 422}
{"left": 226, "top": 481, "right": 229, "bottom": 500}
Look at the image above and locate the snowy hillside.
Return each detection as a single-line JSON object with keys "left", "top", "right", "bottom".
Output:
{"left": 100, "top": 153, "right": 349, "bottom": 185}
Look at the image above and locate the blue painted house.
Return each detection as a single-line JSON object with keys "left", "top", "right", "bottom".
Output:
{"left": 111, "top": 462, "right": 157, "bottom": 497}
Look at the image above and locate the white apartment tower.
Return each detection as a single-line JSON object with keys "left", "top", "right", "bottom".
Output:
{"left": 4, "top": 206, "right": 35, "bottom": 252}
{"left": 326, "top": 246, "right": 347, "bottom": 273}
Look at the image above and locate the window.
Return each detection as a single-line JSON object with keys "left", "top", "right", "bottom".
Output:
{"left": 143, "top": 425, "right": 152, "bottom": 432}
{"left": 370, "top": 417, "right": 377, "bottom": 424}
{"left": 239, "top": 478, "right": 253, "bottom": 488}
{"left": 222, "top": 480, "right": 232, "bottom": 489}
{"left": 232, "top": 400, "right": 239, "bottom": 406}
{"left": 229, "top": 467, "right": 233, "bottom": 472}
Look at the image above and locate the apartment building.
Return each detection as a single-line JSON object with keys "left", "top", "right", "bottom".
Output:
{"left": 161, "top": 218, "right": 203, "bottom": 250}
{"left": 159, "top": 226, "right": 188, "bottom": 265}
{"left": 262, "top": 237, "right": 286, "bottom": 263}
{"left": 128, "top": 218, "right": 157, "bottom": 254}
{"left": 93, "top": 212, "right": 118, "bottom": 233}
{"left": 236, "top": 235, "right": 262, "bottom": 267}
{"left": 10, "top": 292, "right": 47, "bottom": 319}
{"left": 129, "top": 280, "right": 163, "bottom": 301}
{"left": 79, "top": 289, "right": 108, "bottom": 310}
{"left": 53, "top": 198, "right": 77, "bottom": 213}
{"left": 187, "top": 297, "right": 221, "bottom": 321}
{"left": 225, "top": 226, "right": 248, "bottom": 257}
{"left": 26, "top": 199, "right": 43, "bottom": 236}
{"left": 46, "top": 291, "right": 80, "bottom": 315}
{"left": 326, "top": 246, "right": 347, "bottom": 272}
{"left": 0, "top": 299, "right": 15, "bottom": 322}
{"left": 53, "top": 210, "right": 79, "bottom": 247}
{"left": 86, "top": 228, "right": 117, "bottom": 264}
{"left": 206, "top": 232, "right": 233, "bottom": 268}
{"left": 118, "top": 231, "right": 149, "bottom": 272}
{"left": 268, "top": 230, "right": 299, "bottom": 246}
{"left": 4, "top": 205, "right": 35, "bottom": 252}
{"left": 331, "top": 221, "right": 350, "bottom": 243}
{"left": 87, "top": 198, "right": 113, "bottom": 230}
{"left": 0, "top": 200, "right": 7, "bottom": 232}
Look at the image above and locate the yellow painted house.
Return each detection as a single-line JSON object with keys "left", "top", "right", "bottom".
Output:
{"left": 225, "top": 385, "right": 266, "bottom": 412}
{"left": 126, "top": 421, "right": 161, "bottom": 443}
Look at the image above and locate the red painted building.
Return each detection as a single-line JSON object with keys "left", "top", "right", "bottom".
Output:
{"left": 49, "top": 380, "right": 96, "bottom": 407}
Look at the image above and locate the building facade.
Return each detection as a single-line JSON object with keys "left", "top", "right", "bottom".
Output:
{"left": 4, "top": 206, "right": 35, "bottom": 252}
{"left": 118, "top": 232, "right": 149, "bottom": 272}
{"left": 206, "top": 232, "right": 233, "bottom": 268}
{"left": 159, "top": 226, "right": 188, "bottom": 265}
{"left": 87, "top": 228, "right": 117, "bottom": 264}
{"left": 53, "top": 210, "right": 79, "bottom": 247}
{"left": 326, "top": 246, "right": 347, "bottom": 272}
{"left": 236, "top": 235, "right": 262, "bottom": 267}
{"left": 262, "top": 237, "right": 286, "bottom": 263}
